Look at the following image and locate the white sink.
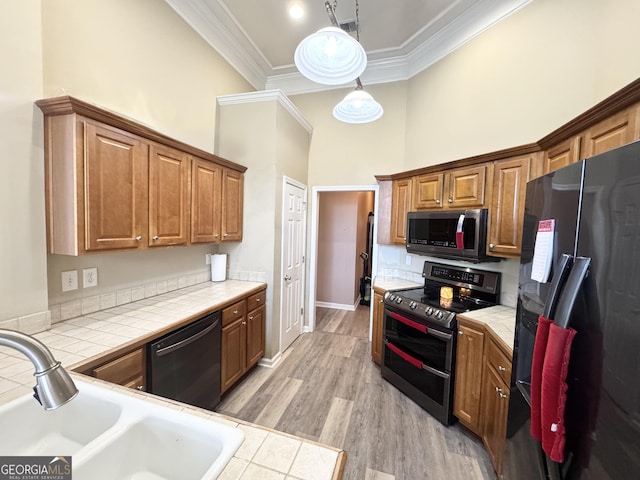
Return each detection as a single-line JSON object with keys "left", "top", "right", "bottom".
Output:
{"left": 0, "top": 379, "right": 244, "bottom": 480}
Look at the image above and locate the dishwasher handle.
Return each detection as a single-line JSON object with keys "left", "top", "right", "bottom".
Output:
{"left": 154, "top": 319, "right": 219, "bottom": 357}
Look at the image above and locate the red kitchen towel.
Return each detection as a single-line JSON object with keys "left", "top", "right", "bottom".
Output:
{"left": 541, "top": 323, "right": 576, "bottom": 463}
{"left": 530, "top": 315, "right": 553, "bottom": 441}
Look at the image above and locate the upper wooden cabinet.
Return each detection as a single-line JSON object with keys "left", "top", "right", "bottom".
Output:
{"left": 37, "top": 96, "right": 246, "bottom": 255}
{"left": 542, "top": 102, "right": 640, "bottom": 175}
{"left": 488, "top": 154, "right": 534, "bottom": 258}
{"left": 390, "top": 178, "right": 412, "bottom": 245}
{"left": 412, "top": 165, "right": 490, "bottom": 211}
{"left": 149, "top": 144, "right": 190, "bottom": 247}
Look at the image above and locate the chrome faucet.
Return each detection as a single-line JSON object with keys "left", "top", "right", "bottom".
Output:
{"left": 0, "top": 329, "right": 78, "bottom": 410}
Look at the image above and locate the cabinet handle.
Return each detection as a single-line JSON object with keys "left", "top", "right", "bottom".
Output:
{"left": 498, "top": 392, "right": 507, "bottom": 399}
{"left": 242, "top": 321, "right": 246, "bottom": 326}
{"left": 498, "top": 365, "right": 506, "bottom": 372}
{"left": 489, "top": 243, "right": 495, "bottom": 250}
{"left": 214, "top": 233, "right": 220, "bottom": 238}
{"left": 448, "top": 198, "right": 453, "bottom": 203}
{"left": 495, "top": 386, "right": 503, "bottom": 393}
{"left": 153, "top": 235, "right": 159, "bottom": 241}
{"left": 136, "top": 385, "right": 145, "bottom": 391}
{"left": 458, "top": 330, "right": 463, "bottom": 335}
{"left": 249, "top": 316, "right": 254, "bottom": 320}
{"left": 224, "top": 233, "right": 229, "bottom": 237}
{"left": 436, "top": 199, "right": 440, "bottom": 204}
{"left": 233, "top": 310, "right": 238, "bottom": 314}
{"left": 135, "top": 235, "right": 142, "bottom": 241}
{"left": 256, "top": 298, "right": 261, "bottom": 303}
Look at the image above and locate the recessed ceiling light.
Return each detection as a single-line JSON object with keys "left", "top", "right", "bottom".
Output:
{"left": 289, "top": 3, "right": 304, "bottom": 19}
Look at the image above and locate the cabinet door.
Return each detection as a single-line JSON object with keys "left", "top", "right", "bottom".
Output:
{"left": 148, "top": 144, "right": 190, "bottom": 246}
{"left": 481, "top": 366, "right": 510, "bottom": 477}
{"left": 412, "top": 173, "right": 444, "bottom": 209}
{"left": 371, "top": 291, "right": 384, "bottom": 365}
{"left": 92, "top": 348, "right": 146, "bottom": 391}
{"left": 191, "top": 158, "right": 222, "bottom": 243}
{"left": 453, "top": 323, "right": 485, "bottom": 434}
{"left": 84, "top": 122, "right": 148, "bottom": 251}
{"left": 221, "top": 169, "right": 243, "bottom": 242}
{"left": 488, "top": 155, "right": 531, "bottom": 258}
{"left": 246, "top": 306, "right": 265, "bottom": 367}
{"left": 543, "top": 137, "right": 581, "bottom": 175}
{"left": 445, "top": 165, "right": 488, "bottom": 208}
{"left": 221, "top": 319, "right": 247, "bottom": 393}
{"left": 582, "top": 105, "right": 640, "bottom": 157}
{"left": 390, "top": 178, "right": 412, "bottom": 245}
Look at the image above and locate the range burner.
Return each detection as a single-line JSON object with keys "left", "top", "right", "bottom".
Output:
{"left": 383, "top": 261, "right": 501, "bottom": 329}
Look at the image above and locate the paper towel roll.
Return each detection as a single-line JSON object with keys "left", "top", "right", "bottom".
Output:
{"left": 211, "top": 254, "right": 227, "bottom": 282}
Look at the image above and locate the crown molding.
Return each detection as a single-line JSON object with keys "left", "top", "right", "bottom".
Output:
{"left": 217, "top": 90, "right": 313, "bottom": 134}
{"left": 166, "top": 0, "right": 532, "bottom": 95}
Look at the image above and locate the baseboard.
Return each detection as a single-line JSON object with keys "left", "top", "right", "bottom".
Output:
{"left": 315, "top": 299, "right": 360, "bottom": 311}
{"left": 257, "top": 352, "right": 282, "bottom": 369}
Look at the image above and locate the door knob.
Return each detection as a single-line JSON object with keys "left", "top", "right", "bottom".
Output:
{"left": 284, "top": 274, "right": 291, "bottom": 281}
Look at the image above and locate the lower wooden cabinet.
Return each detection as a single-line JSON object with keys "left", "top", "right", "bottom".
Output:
{"left": 453, "top": 317, "right": 513, "bottom": 477}
{"left": 91, "top": 347, "right": 146, "bottom": 391}
{"left": 221, "top": 288, "right": 266, "bottom": 393}
{"left": 453, "top": 322, "right": 485, "bottom": 434}
{"left": 371, "top": 289, "right": 385, "bottom": 365}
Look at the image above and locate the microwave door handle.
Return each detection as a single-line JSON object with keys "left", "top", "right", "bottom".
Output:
{"left": 552, "top": 256, "right": 591, "bottom": 329}
{"left": 456, "top": 214, "right": 465, "bottom": 250}
{"left": 543, "top": 253, "right": 573, "bottom": 319}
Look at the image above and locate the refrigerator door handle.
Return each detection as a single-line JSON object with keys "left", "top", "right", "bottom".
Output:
{"left": 552, "top": 256, "right": 591, "bottom": 329}
{"left": 543, "top": 254, "right": 574, "bottom": 319}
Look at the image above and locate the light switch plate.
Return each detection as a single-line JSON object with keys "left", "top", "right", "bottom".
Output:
{"left": 61, "top": 270, "right": 78, "bottom": 292}
{"left": 83, "top": 267, "right": 98, "bottom": 288}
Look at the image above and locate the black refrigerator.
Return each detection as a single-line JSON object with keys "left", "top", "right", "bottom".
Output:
{"left": 502, "top": 140, "right": 640, "bottom": 479}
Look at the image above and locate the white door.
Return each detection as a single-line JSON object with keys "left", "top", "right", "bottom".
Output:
{"left": 281, "top": 178, "right": 306, "bottom": 352}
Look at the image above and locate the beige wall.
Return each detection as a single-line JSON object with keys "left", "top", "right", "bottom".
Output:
{"left": 403, "top": 0, "right": 640, "bottom": 170}
{"left": 0, "top": 1, "right": 48, "bottom": 322}
{"left": 40, "top": 0, "right": 254, "bottom": 311}
{"left": 216, "top": 95, "right": 311, "bottom": 358}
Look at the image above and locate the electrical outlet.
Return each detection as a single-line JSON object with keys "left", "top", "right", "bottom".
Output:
{"left": 61, "top": 270, "right": 78, "bottom": 292}
{"left": 83, "top": 267, "right": 98, "bottom": 288}
{"left": 205, "top": 253, "right": 212, "bottom": 265}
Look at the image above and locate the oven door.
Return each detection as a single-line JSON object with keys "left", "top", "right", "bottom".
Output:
{"left": 381, "top": 307, "right": 456, "bottom": 425}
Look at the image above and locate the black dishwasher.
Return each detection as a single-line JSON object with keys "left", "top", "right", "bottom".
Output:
{"left": 148, "top": 311, "right": 221, "bottom": 410}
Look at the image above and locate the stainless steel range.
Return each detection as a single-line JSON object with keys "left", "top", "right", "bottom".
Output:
{"left": 381, "top": 261, "right": 501, "bottom": 425}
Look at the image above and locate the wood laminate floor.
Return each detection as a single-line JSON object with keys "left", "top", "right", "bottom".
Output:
{"left": 217, "top": 306, "right": 496, "bottom": 480}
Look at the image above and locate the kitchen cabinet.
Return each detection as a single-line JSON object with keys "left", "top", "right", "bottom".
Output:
{"left": 390, "top": 178, "right": 412, "bottom": 245}
{"left": 487, "top": 154, "right": 533, "bottom": 258}
{"left": 37, "top": 95, "right": 246, "bottom": 255}
{"left": 371, "top": 288, "right": 385, "bottom": 365}
{"left": 481, "top": 336, "right": 512, "bottom": 477}
{"left": 149, "top": 143, "right": 190, "bottom": 247}
{"left": 412, "top": 164, "right": 491, "bottom": 211}
{"left": 91, "top": 348, "right": 146, "bottom": 391}
{"left": 221, "top": 288, "right": 266, "bottom": 393}
{"left": 542, "top": 103, "right": 640, "bottom": 175}
{"left": 453, "top": 321, "right": 485, "bottom": 435}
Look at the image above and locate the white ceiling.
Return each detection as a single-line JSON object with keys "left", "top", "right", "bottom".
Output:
{"left": 165, "top": 0, "right": 531, "bottom": 95}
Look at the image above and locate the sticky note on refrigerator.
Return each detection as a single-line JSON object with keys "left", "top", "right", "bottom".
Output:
{"left": 531, "top": 219, "right": 555, "bottom": 283}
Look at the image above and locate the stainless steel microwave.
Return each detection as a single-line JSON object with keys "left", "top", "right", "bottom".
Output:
{"left": 406, "top": 208, "right": 497, "bottom": 263}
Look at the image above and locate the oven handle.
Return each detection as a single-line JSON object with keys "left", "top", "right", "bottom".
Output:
{"left": 385, "top": 340, "right": 450, "bottom": 379}
{"left": 388, "top": 311, "right": 452, "bottom": 342}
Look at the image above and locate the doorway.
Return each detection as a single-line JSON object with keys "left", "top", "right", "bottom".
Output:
{"left": 308, "top": 185, "right": 379, "bottom": 336}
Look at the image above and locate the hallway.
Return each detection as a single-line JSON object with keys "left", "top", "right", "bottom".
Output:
{"left": 217, "top": 306, "right": 495, "bottom": 479}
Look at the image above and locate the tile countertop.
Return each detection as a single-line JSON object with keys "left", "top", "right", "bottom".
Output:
{"left": 373, "top": 276, "right": 422, "bottom": 292}
{"left": 457, "top": 305, "right": 517, "bottom": 354}
{"left": 0, "top": 280, "right": 345, "bottom": 480}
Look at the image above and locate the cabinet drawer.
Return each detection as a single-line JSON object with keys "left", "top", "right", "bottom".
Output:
{"left": 485, "top": 337, "right": 512, "bottom": 385}
{"left": 247, "top": 290, "right": 266, "bottom": 312}
{"left": 222, "top": 300, "right": 246, "bottom": 327}
{"left": 93, "top": 348, "right": 144, "bottom": 386}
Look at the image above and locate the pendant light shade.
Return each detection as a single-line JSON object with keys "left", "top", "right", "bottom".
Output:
{"left": 294, "top": 26, "right": 367, "bottom": 85}
{"left": 333, "top": 89, "right": 383, "bottom": 124}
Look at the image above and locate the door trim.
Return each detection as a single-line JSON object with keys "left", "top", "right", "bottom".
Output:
{"left": 308, "top": 184, "right": 379, "bottom": 337}
{"left": 279, "top": 176, "right": 308, "bottom": 354}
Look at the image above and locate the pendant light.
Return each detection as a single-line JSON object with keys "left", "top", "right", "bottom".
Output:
{"left": 333, "top": 85, "right": 383, "bottom": 124}
{"left": 294, "top": 1, "right": 367, "bottom": 85}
